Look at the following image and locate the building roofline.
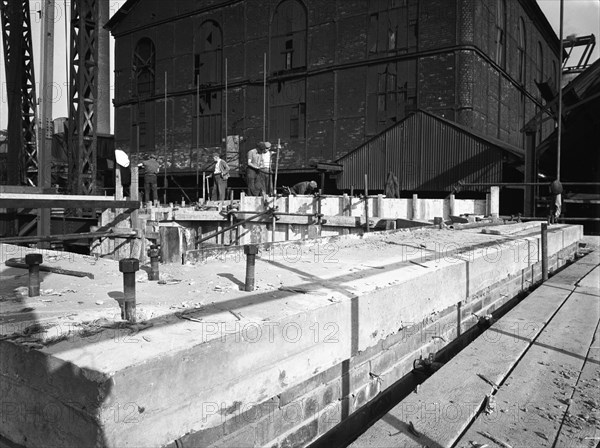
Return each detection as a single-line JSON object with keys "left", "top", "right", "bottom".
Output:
{"left": 336, "top": 110, "right": 524, "bottom": 164}
{"left": 518, "top": 0, "right": 561, "bottom": 58}
{"left": 104, "top": 0, "right": 141, "bottom": 31}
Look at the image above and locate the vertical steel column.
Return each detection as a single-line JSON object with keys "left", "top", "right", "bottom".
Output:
{"left": 68, "top": 0, "right": 99, "bottom": 195}
{"left": 1, "top": 0, "right": 38, "bottom": 186}
{"left": 38, "top": 0, "right": 55, "bottom": 240}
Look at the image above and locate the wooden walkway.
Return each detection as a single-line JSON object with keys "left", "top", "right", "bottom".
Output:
{"left": 349, "top": 251, "right": 600, "bottom": 448}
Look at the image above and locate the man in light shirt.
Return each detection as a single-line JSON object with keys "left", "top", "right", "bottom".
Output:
{"left": 210, "top": 152, "right": 230, "bottom": 201}
{"left": 246, "top": 141, "right": 273, "bottom": 195}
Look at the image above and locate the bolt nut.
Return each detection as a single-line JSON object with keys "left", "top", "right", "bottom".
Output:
{"left": 25, "top": 253, "right": 43, "bottom": 265}
{"left": 119, "top": 258, "right": 140, "bottom": 273}
{"left": 244, "top": 245, "right": 259, "bottom": 256}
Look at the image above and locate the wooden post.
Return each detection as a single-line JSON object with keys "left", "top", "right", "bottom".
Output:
{"left": 364, "top": 174, "right": 369, "bottom": 233}
{"left": 490, "top": 186, "right": 500, "bottom": 219}
{"left": 342, "top": 193, "right": 350, "bottom": 235}
{"left": 541, "top": 223, "right": 548, "bottom": 281}
{"left": 130, "top": 165, "right": 142, "bottom": 259}
{"left": 412, "top": 194, "right": 419, "bottom": 220}
{"left": 202, "top": 171, "right": 206, "bottom": 203}
{"left": 239, "top": 192, "right": 246, "bottom": 244}
{"left": 115, "top": 167, "right": 123, "bottom": 200}
{"left": 449, "top": 193, "right": 456, "bottom": 218}
{"left": 229, "top": 189, "right": 234, "bottom": 244}
{"left": 286, "top": 196, "right": 291, "bottom": 240}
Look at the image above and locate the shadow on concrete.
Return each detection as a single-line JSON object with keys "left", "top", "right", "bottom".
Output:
{"left": 380, "top": 413, "right": 444, "bottom": 448}
{"left": 217, "top": 272, "right": 245, "bottom": 290}
{"left": 0, "top": 265, "right": 112, "bottom": 447}
{"left": 489, "top": 326, "right": 600, "bottom": 366}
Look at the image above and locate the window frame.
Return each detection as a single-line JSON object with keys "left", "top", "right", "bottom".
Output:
{"left": 133, "top": 37, "right": 156, "bottom": 98}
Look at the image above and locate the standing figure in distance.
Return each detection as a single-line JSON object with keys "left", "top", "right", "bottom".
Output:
{"left": 210, "top": 152, "right": 230, "bottom": 201}
{"left": 140, "top": 154, "right": 160, "bottom": 205}
{"left": 246, "top": 141, "right": 273, "bottom": 196}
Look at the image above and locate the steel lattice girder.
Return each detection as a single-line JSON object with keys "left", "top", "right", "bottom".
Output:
{"left": 68, "top": 0, "right": 98, "bottom": 195}
{"left": 0, "top": 0, "right": 39, "bottom": 186}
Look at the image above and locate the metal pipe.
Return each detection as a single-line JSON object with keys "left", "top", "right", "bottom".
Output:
{"left": 364, "top": 174, "right": 369, "bottom": 233}
{"left": 197, "top": 74, "right": 200, "bottom": 202}
{"left": 25, "top": 253, "right": 43, "bottom": 297}
{"left": 557, "top": 217, "right": 600, "bottom": 222}
{"left": 557, "top": 0, "right": 564, "bottom": 181}
{"left": 541, "top": 223, "right": 548, "bottom": 282}
{"left": 263, "top": 53, "right": 267, "bottom": 141}
{"left": 195, "top": 209, "right": 274, "bottom": 246}
{"left": 148, "top": 244, "right": 160, "bottom": 281}
{"left": 0, "top": 230, "right": 137, "bottom": 245}
{"left": 274, "top": 139, "right": 281, "bottom": 194}
{"left": 231, "top": 211, "right": 318, "bottom": 217}
{"left": 164, "top": 72, "right": 168, "bottom": 205}
{"left": 244, "top": 244, "right": 258, "bottom": 292}
{"left": 458, "top": 182, "right": 600, "bottom": 187}
{"left": 119, "top": 258, "right": 139, "bottom": 323}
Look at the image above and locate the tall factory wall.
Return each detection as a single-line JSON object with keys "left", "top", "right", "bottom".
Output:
{"left": 108, "top": 0, "right": 559, "bottom": 176}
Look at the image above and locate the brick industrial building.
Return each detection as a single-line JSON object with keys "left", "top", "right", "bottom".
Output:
{"left": 106, "top": 0, "right": 559, "bottom": 193}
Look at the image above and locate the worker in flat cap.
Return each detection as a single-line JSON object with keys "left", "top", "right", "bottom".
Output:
{"left": 246, "top": 141, "right": 274, "bottom": 195}
{"left": 209, "top": 152, "right": 230, "bottom": 201}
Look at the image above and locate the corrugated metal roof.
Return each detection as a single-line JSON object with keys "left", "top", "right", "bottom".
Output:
{"left": 336, "top": 110, "right": 522, "bottom": 191}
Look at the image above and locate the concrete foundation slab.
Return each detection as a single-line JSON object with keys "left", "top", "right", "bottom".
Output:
{"left": 0, "top": 224, "right": 583, "bottom": 447}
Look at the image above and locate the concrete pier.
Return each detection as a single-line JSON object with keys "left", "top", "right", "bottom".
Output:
{"left": 0, "top": 224, "right": 583, "bottom": 447}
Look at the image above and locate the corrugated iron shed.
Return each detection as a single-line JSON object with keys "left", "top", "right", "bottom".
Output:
{"left": 335, "top": 110, "right": 524, "bottom": 192}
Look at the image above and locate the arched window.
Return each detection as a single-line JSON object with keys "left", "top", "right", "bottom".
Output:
{"left": 194, "top": 20, "right": 223, "bottom": 86}
{"left": 270, "top": 0, "right": 307, "bottom": 73}
{"left": 536, "top": 42, "right": 544, "bottom": 82}
{"left": 495, "top": 0, "right": 506, "bottom": 67}
{"left": 517, "top": 18, "right": 526, "bottom": 83}
{"left": 133, "top": 38, "right": 155, "bottom": 97}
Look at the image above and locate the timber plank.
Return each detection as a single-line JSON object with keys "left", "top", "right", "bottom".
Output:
{"left": 553, "top": 321, "right": 600, "bottom": 447}
{"left": 481, "top": 221, "right": 542, "bottom": 235}
{"left": 350, "top": 255, "right": 599, "bottom": 448}
{"left": 456, "top": 285, "right": 600, "bottom": 448}
{"left": 0, "top": 193, "right": 140, "bottom": 209}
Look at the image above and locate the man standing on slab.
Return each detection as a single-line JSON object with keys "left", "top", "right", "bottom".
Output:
{"left": 140, "top": 154, "right": 160, "bottom": 205}
{"left": 246, "top": 141, "right": 273, "bottom": 196}
{"left": 210, "top": 152, "right": 230, "bottom": 201}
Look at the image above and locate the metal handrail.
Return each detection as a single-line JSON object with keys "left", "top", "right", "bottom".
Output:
{"left": 457, "top": 181, "right": 600, "bottom": 187}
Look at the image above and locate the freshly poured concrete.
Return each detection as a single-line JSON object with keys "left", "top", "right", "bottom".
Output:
{"left": 0, "top": 224, "right": 583, "bottom": 447}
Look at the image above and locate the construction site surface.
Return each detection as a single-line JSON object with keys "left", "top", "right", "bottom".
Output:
{"left": 0, "top": 221, "right": 595, "bottom": 448}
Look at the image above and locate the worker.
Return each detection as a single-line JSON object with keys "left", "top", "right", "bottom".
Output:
{"left": 549, "top": 178, "right": 563, "bottom": 224}
{"left": 384, "top": 172, "right": 400, "bottom": 198}
{"left": 210, "top": 152, "right": 230, "bottom": 201}
{"left": 246, "top": 141, "right": 273, "bottom": 196}
{"left": 114, "top": 149, "right": 131, "bottom": 198}
{"left": 139, "top": 154, "right": 160, "bottom": 205}
{"left": 288, "top": 180, "right": 318, "bottom": 196}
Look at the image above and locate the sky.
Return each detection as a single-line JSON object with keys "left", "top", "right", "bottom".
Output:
{"left": 0, "top": 0, "right": 598, "bottom": 131}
